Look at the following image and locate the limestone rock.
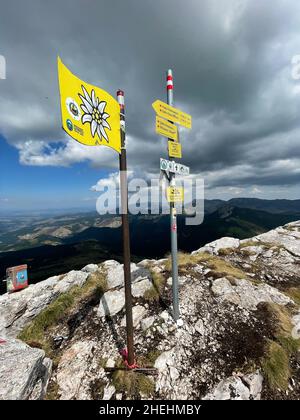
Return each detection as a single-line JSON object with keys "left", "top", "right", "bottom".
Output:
{"left": 102, "top": 260, "right": 124, "bottom": 289}
{"left": 243, "top": 370, "right": 263, "bottom": 399}
{"left": 137, "top": 259, "right": 157, "bottom": 268}
{"left": 102, "top": 260, "right": 152, "bottom": 290}
{"left": 97, "top": 289, "right": 125, "bottom": 317}
{"left": 193, "top": 237, "right": 240, "bottom": 255}
{"left": 0, "top": 339, "right": 52, "bottom": 400}
{"left": 121, "top": 305, "right": 147, "bottom": 328}
{"left": 195, "top": 319, "right": 205, "bottom": 335}
{"left": 211, "top": 277, "right": 292, "bottom": 310}
{"left": 54, "top": 270, "right": 89, "bottom": 293}
{"left": 203, "top": 376, "right": 250, "bottom": 400}
{"left": 203, "top": 371, "right": 263, "bottom": 400}
{"left": 56, "top": 341, "right": 96, "bottom": 400}
{"left": 1, "top": 220, "right": 299, "bottom": 401}
{"left": 254, "top": 222, "right": 300, "bottom": 257}
{"left": 102, "top": 385, "right": 115, "bottom": 400}
{"left": 29, "top": 357, "right": 52, "bottom": 400}
{"left": 167, "top": 276, "right": 188, "bottom": 287}
{"left": 0, "top": 270, "right": 90, "bottom": 339}
{"left": 154, "top": 349, "right": 174, "bottom": 371}
{"left": 292, "top": 311, "right": 300, "bottom": 339}
{"left": 132, "top": 279, "right": 152, "bottom": 298}
{"left": 140, "top": 316, "right": 155, "bottom": 331}
{"left": 81, "top": 264, "right": 99, "bottom": 273}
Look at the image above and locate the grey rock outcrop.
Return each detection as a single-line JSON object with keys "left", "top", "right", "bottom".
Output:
{"left": 193, "top": 237, "right": 240, "bottom": 255}
{"left": 0, "top": 339, "right": 52, "bottom": 400}
{"left": 121, "top": 305, "right": 147, "bottom": 328}
{"left": 211, "top": 277, "right": 292, "bottom": 310}
{"left": 203, "top": 371, "right": 263, "bottom": 400}
{"left": 56, "top": 340, "right": 97, "bottom": 400}
{"left": 0, "top": 220, "right": 299, "bottom": 400}
{"left": 102, "top": 260, "right": 152, "bottom": 290}
{"left": 97, "top": 289, "right": 125, "bottom": 317}
{"left": 81, "top": 264, "right": 99, "bottom": 273}
{"left": 132, "top": 278, "right": 152, "bottom": 297}
{"left": 0, "top": 268, "right": 91, "bottom": 339}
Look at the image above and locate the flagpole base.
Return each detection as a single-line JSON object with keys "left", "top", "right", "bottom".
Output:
{"left": 105, "top": 367, "right": 158, "bottom": 376}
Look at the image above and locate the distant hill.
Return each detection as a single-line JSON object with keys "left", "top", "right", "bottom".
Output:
{"left": 1, "top": 199, "right": 300, "bottom": 254}
{"left": 1, "top": 202, "right": 299, "bottom": 293}
{"left": 227, "top": 198, "right": 300, "bottom": 214}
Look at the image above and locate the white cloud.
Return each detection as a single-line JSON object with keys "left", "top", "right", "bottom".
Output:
{"left": 16, "top": 138, "right": 120, "bottom": 169}
{"left": 1, "top": 0, "right": 300, "bottom": 199}
{"left": 91, "top": 172, "right": 121, "bottom": 191}
{"left": 228, "top": 187, "right": 245, "bottom": 195}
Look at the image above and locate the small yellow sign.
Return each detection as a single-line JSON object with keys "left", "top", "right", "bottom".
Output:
{"left": 152, "top": 100, "right": 192, "bottom": 129}
{"left": 168, "top": 141, "right": 182, "bottom": 159}
{"left": 167, "top": 187, "right": 184, "bottom": 203}
{"left": 156, "top": 116, "right": 178, "bottom": 141}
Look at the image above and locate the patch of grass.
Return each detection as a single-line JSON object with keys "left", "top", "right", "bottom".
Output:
{"left": 97, "top": 357, "right": 108, "bottom": 369}
{"left": 90, "top": 378, "right": 106, "bottom": 400}
{"left": 218, "top": 248, "right": 235, "bottom": 256}
{"left": 143, "top": 270, "right": 166, "bottom": 302}
{"left": 165, "top": 251, "right": 247, "bottom": 280}
{"left": 143, "top": 287, "right": 160, "bottom": 302}
{"left": 240, "top": 249, "right": 256, "bottom": 257}
{"left": 138, "top": 350, "right": 162, "bottom": 367}
{"left": 285, "top": 287, "right": 300, "bottom": 306}
{"left": 45, "top": 381, "right": 60, "bottom": 400}
{"left": 19, "top": 293, "right": 75, "bottom": 354}
{"left": 112, "top": 370, "right": 155, "bottom": 398}
{"left": 277, "top": 335, "right": 300, "bottom": 355}
{"left": 240, "top": 240, "right": 260, "bottom": 248}
{"left": 262, "top": 340, "right": 290, "bottom": 391}
{"left": 152, "top": 271, "right": 165, "bottom": 292}
{"left": 240, "top": 240, "right": 280, "bottom": 251}
{"left": 18, "top": 269, "right": 107, "bottom": 355}
{"left": 146, "top": 350, "right": 162, "bottom": 364}
{"left": 164, "top": 251, "right": 210, "bottom": 274}
{"left": 260, "top": 303, "right": 300, "bottom": 391}
{"left": 206, "top": 257, "right": 246, "bottom": 280}
{"left": 284, "top": 225, "right": 299, "bottom": 232}
{"left": 264, "top": 303, "right": 300, "bottom": 355}
{"left": 264, "top": 303, "right": 296, "bottom": 344}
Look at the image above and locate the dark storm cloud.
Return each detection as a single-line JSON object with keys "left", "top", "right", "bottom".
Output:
{"left": 0, "top": 0, "right": 300, "bottom": 197}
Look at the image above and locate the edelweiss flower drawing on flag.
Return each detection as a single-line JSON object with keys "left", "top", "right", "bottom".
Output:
{"left": 57, "top": 57, "right": 121, "bottom": 153}
{"left": 79, "top": 86, "right": 111, "bottom": 143}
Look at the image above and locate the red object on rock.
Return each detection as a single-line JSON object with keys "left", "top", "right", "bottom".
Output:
{"left": 120, "top": 348, "right": 138, "bottom": 369}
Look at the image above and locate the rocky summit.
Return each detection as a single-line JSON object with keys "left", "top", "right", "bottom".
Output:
{"left": 0, "top": 221, "right": 299, "bottom": 400}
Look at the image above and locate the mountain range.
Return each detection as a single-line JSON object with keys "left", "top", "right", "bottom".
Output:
{"left": 1, "top": 198, "right": 300, "bottom": 293}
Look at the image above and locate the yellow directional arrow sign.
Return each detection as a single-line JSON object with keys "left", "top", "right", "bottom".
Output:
{"left": 152, "top": 100, "right": 192, "bottom": 129}
{"left": 156, "top": 116, "right": 178, "bottom": 141}
{"left": 168, "top": 141, "right": 182, "bottom": 159}
{"left": 167, "top": 187, "right": 184, "bottom": 203}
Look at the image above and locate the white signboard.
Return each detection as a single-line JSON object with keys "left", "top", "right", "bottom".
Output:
{"left": 160, "top": 158, "right": 190, "bottom": 176}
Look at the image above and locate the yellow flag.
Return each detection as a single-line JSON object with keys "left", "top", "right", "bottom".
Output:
{"left": 57, "top": 57, "right": 121, "bottom": 153}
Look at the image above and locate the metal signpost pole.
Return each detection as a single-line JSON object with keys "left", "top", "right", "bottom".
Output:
{"left": 117, "top": 89, "right": 135, "bottom": 367}
{"left": 166, "top": 70, "right": 180, "bottom": 321}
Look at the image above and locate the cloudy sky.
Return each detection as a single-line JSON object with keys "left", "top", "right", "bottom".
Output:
{"left": 0, "top": 0, "right": 300, "bottom": 211}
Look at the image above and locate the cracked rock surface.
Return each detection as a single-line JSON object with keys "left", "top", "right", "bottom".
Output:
{"left": 0, "top": 221, "right": 299, "bottom": 400}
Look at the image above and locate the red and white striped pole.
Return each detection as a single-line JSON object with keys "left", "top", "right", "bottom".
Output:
{"left": 167, "top": 70, "right": 174, "bottom": 93}
{"left": 117, "top": 89, "right": 135, "bottom": 368}
{"left": 117, "top": 89, "right": 125, "bottom": 113}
